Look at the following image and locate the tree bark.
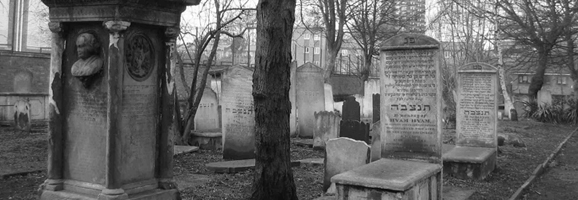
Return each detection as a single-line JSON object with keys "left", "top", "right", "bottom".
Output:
{"left": 528, "top": 49, "right": 549, "bottom": 102}
{"left": 496, "top": 40, "right": 514, "bottom": 119}
{"left": 250, "top": 0, "right": 298, "bottom": 199}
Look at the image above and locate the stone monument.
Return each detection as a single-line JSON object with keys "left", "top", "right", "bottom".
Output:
{"left": 296, "top": 62, "right": 325, "bottom": 138}
{"left": 194, "top": 88, "right": 220, "bottom": 131}
{"left": 331, "top": 33, "right": 443, "bottom": 199}
{"left": 38, "top": 1, "right": 199, "bottom": 199}
{"left": 313, "top": 111, "right": 341, "bottom": 150}
{"left": 341, "top": 96, "right": 360, "bottom": 121}
{"left": 443, "top": 62, "right": 498, "bottom": 180}
{"left": 221, "top": 65, "right": 255, "bottom": 160}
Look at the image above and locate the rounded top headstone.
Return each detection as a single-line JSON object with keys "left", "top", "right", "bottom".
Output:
{"left": 297, "top": 62, "right": 324, "bottom": 72}
{"left": 381, "top": 33, "right": 440, "bottom": 51}
{"left": 458, "top": 62, "right": 498, "bottom": 73}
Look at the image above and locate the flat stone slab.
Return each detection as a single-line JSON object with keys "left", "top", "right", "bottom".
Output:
{"left": 191, "top": 130, "right": 222, "bottom": 137}
{"left": 298, "top": 158, "right": 324, "bottom": 166}
{"left": 294, "top": 138, "right": 314, "bottom": 148}
{"left": 174, "top": 174, "right": 211, "bottom": 191}
{"left": 443, "top": 186, "right": 476, "bottom": 200}
{"left": 443, "top": 144, "right": 455, "bottom": 154}
{"left": 206, "top": 159, "right": 301, "bottom": 173}
{"left": 443, "top": 146, "right": 495, "bottom": 163}
{"left": 174, "top": 145, "right": 199, "bottom": 156}
{"left": 331, "top": 158, "right": 441, "bottom": 191}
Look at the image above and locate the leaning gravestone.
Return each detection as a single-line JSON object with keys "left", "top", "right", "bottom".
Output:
{"left": 221, "top": 65, "right": 255, "bottom": 160}
{"left": 339, "top": 120, "right": 369, "bottom": 143}
{"left": 341, "top": 96, "right": 360, "bottom": 121}
{"left": 313, "top": 111, "right": 341, "bottom": 150}
{"left": 324, "top": 84, "right": 334, "bottom": 111}
{"left": 443, "top": 62, "right": 498, "bottom": 180}
{"left": 323, "top": 137, "right": 369, "bottom": 193}
{"left": 194, "top": 88, "right": 220, "bottom": 131}
{"left": 332, "top": 33, "right": 442, "bottom": 200}
{"left": 38, "top": 1, "right": 198, "bottom": 199}
{"left": 296, "top": 62, "right": 325, "bottom": 138}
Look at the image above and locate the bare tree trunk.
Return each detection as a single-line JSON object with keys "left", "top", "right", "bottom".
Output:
{"left": 528, "top": 49, "right": 549, "bottom": 102}
{"left": 250, "top": 0, "right": 298, "bottom": 199}
{"left": 496, "top": 40, "right": 514, "bottom": 119}
{"left": 323, "top": 47, "right": 338, "bottom": 82}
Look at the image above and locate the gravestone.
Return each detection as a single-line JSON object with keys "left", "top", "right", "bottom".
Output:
{"left": 221, "top": 65, "right": 255, "bottom": 160}
{"left": 290, "top": 61, "right": 298, "bottom": 137}
{"left": 331, "top": 34, "right": 442, "bottom": 200}
{"left": 296, "top": 62, "right": 325, "bottom": 138}
{"left": 339, "top": 120, "right": 369, "bottom": 143}
{"left": 38, "top": 1, "right": 198, "bottom": 199}
{"left": 324, "top": 137, "right": 369, "bottom": 193}
{"left": 313, "top": 111, "right": 341, "bottom": 150}
{"left": 13, "top": 99, "right": 31, "bottom": 131}
{"left": 372, "top": 94, "right": 380, "bottom": 123}
{"left": 444, "top": 62, "right": 498, "bottom": 180}
{"left": 324, "top": 84, "right": 334, "bottom": 111}
{"left": 194, "top": 88, "right": 220, "bottom": 131}
{"left": 341, "top": 96, "right": 360, "bottom": 121}
{"left": 537, "top": 89, "right": 552, "bottom": 106}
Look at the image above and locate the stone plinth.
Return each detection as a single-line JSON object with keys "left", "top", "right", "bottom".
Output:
{"left": 443, "top": 146, "right": 497, "bottom": 180}
{"left": 39, "top": 1, "right": 198, "bottom": 199}
{"left": 331, "top": 158, "right": 441, "bottom": 200}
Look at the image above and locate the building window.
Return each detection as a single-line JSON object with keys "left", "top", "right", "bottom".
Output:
{"left": 518, "top": 75, "right": 530, "bottom": 83}
{"left": 314, "top": 34, "right": 320, "bottom": 41}
{"left": 314, "top": 47, "right": 320, "bottom": 54}
{"left": 305, "top": 47, "right": 309, "bottom": 53}
{"left": 557, "top": 76, "right": 567, "bottom": 85}
{"left": 314, "top": 60, "right": 319, "bottom": 66}
{"left": 0, "top": 0, "right": 50, "bottom": 53}
{"left": 304, "top": 33, "right": 310, "bottom": 39}
{"left": 341, "top": 49, "right": 348, "bottom": 56}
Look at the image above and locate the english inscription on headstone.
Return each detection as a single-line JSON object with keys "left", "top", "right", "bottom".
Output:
{"left": 194, "top": 88, "right": 220, "bottom": 131}
{"left": 296, "top": 63, "right": 325, "bottom": 138}
{"left": 342, "top": 96, "right": 360, "bottom": 121}
{"left": 379, "top": 34, "right": 442, "bottom": 162}
{"left": 339, "top": 120, "right": 369, "bottom": 143}
{"left": 221, "top": 66, "right": 255, "bottom": 160}
{"left": 313, "top": 111, "right": 341, "bottom": 149}
{"left": 456, "top": 63, "right": 498, "bottom": 148}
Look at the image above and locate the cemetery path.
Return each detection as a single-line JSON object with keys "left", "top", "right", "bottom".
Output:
{"left": 525, "top": 133, "right": 578, "bottom": 200}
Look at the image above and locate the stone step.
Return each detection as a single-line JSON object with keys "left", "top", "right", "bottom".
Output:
{"left": 173, "top": 145, "right": 199, "bottom": 156}
{"left": 206, "top": 159, "right": 301, "bottom": 173}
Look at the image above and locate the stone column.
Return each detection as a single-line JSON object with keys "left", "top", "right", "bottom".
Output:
{"left": 158, "top": 26, "right": 178, "bottom": 189}
{"left": 44, "top": 21, "right": 65, "bottom": 192}
{"left": 100, "top": 20, "right": 130, "bottom": 200}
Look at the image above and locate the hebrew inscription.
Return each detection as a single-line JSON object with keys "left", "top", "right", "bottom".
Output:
{"left": 457, "top": 72, "right": 497, "bottom": 147}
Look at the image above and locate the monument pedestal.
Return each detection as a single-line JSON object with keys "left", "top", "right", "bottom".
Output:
{"left": 41, "top": 188, "right": 178, "bottom": 200}
{"left": 443, "top": 146, "right": 496, "bottom": 180}
{"left": 331, "top": 159, "right": 441, "bottom": 200}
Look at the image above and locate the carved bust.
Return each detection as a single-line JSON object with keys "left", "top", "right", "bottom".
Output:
{"left": 71, "top": 32, "right": 103, "bottom": 88}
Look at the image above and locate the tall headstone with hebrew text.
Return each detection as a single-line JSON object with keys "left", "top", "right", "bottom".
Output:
{"left": 296, "top": 63, "right": 325, "bottom": 138}
{"left": 332, "top": 34, "right": 442, "bottom": 200}
{"left": 38, "top": 1, "right": 199, "bottom": 199}
{"left": 443, "top": 62, "right": 498, "bottom": 180}
{"left": 221, "top": 65, "right": 255, "bottom": 160}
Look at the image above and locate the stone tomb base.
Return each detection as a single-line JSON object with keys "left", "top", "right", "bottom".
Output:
{"left": 331, "top": 159, "right": 441, "bottom": 200}
{"left": 40, "top": 188, "right": 178, "bottom": 200}
{"left": 443, "top": 146, "right": 496, "bottom": 180}
{"left": 190, "top": 130, "right": 222, "bottom": 151}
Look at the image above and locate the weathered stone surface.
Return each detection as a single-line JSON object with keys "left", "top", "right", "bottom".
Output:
{"left": 456, "top": 63, "right": 498, "bottom": 148}
{"left": 173, "top": 145, "right": 199, "bottom": 156}
{"left": 190, "top": 130, "right": 222, "bottom": 150}
{"left": 339, "top": 120, "right": 369, "bottom": 143}
{"left": 323, "top": 137, "right": 369, "bottom": 192}
{"left": 342, "top": 96, "right": 360, "bottom": 121}
{"left": 296, "top": 63, "right": 325, "bottom": 138}
{"left": 443, "top": 146, "right": 497, "bottom": 180}
{"left": 379, "top": 33, "right": 442, "bottom": 163}
{"left": 331, "top": 158, "right": 441, "bottom": 191}
{"left": 194, "top": 88, "right": 219, "bottom": 131}
{"left": 221, "top": 66, "right": 255, "bottom": 160}
{"left": 313, "top": 111, "right": 341, "bottom": 150}
{"left": 369, "top": 122, "right": 381, "bottom": 162}
{"left": 13, "top": 71, "right": 33, "bottom": 93}
{"left": 324, "top": 84, "right": 334, "bottom": 111}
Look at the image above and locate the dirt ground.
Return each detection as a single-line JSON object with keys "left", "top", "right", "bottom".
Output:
{"left": 0, "top": 119, "right": 575, "bottom": 200}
